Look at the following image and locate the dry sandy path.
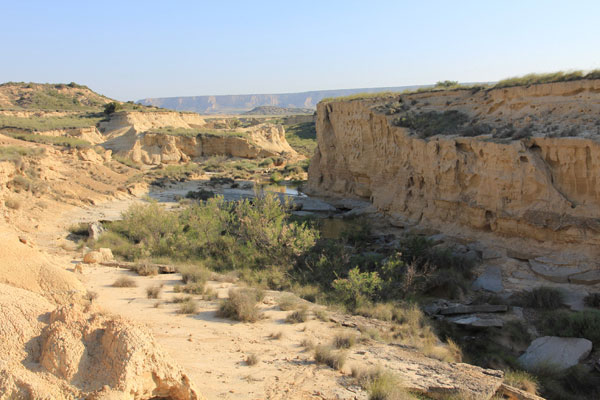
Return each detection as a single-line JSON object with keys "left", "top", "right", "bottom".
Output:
{"left": 80, "top": 266, "right": 367, "bottom": 400}
{"left": 38, "top": 195, "right": 367, "bottom": 399}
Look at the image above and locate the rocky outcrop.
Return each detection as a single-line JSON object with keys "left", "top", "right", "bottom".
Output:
{"left": 518, "top": 336, "right": 592, "bottom": 371}
{"left": 42, "top": 127, "right": 106, "bottom": 145}
{"left": 99, "top": 111, "right": 206, "bottom": 138}
{"left": 0, "top": 289, "right": 200, "bottom": 400}
{"left": 308, "top": 80, "right": 600, "bottom": 252}
{"left": 0, "top": 230, "right": 201, "bottom": 399}
{"left": 104, "top": 122, "right": 298, "bottom": 164}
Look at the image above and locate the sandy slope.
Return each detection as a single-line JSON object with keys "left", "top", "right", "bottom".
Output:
{"left": 0, "top": 134, "right": 505, "bottom": 399}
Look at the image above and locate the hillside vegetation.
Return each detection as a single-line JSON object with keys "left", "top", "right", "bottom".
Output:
{"left": 0, "top": 82, "right": 112, "bottom": 111}
{"left": 321, "top": 69, "right": 600, "bottom": 103}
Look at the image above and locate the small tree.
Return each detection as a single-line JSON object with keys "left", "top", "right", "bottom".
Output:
{"left": 104, "top": 101, "right": 122, "bottom": 114}
{"left": 435, "top": 80, "right": 459, "bottom": 88}
{"left": 332, "top": 267, "right": 382, "bottom": 310}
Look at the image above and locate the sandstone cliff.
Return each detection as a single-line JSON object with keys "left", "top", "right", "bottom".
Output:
{"left": 100, "top": 111, "right": 298, "bottom": 164}
{"left": 99, "top": 111, "right": 206, "bottom": 137}
{"left": 308, "top": 80, "right": 600, "bottom": 252}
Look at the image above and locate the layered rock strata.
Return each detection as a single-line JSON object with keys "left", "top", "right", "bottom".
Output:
{"left": 308, "top": 80, "right": 600, "bottom": 250}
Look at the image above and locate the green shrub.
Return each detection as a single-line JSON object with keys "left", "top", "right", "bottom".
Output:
{"left": 536, "top": 309, "right": 600, "bottom": 346}
{"left": 520, "top": 287, "right": 564, "bottom": 309}
{"left": 258, "top": 157, "right": 274, "bottom": 167}
{"left": 332, "top": 267, "right": 382, "bottom": 310}
{"left": 284, "top": 123, "right": 317, "bottom": 157}
{"left": 68, "top": 222, "right": 89, "bottom": 236}
{"left": 2, "top": 131, "right": 90, "bottom": 148}
{"left": 94, "top": 231, "right": 140, "bottom": 260}
{"left": 217, "top": 288, "right": 262, "bottom": 322}
{"left": 104, "top": 101, "right": 122, "bottom": 114}
{"left": 270, "top": 171, "right": 283, "bottom": 183}
{"left": 0, "top": 145, "right": 44, "bottom": 162}
{"left": 0, "top": 114, "right": 102, "bottom": 131}
{"left": 504, "top": 320, "right": 532, "bottom": 345}
{"left": 584, "top": 292, "right": 600, "bottom": 308}
{"left": 494, "top": 70, "right": 597, "bottom": 88}
{"left": 435, "top": 80, "right": 459, "bottom": 88}
{"left": 393, "top": 110, "right": 470, "bottom": 138}
{"left": 178, "top": 264, "right": 211, "bottom": 285}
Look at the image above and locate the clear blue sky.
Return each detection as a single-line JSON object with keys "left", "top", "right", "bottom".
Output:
{"left": 2, "top": 0, "right": 599, "bottom": 101}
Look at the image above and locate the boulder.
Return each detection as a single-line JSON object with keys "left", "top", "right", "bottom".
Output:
{"left": 87, "top": 222, "right": 105, "bottom": 241}
{"left": 529, "top": 258, "right": 589, "bottom": 284}
{"left": 472, "top": 265, "right": 504, "bottom": 293}
{"left": 569, "top": 269, "right": 600, "bottom": 285}
{"left": 518, "top": 336, "right": 592, "bottom": 371}
{"left": 83, "top": 248, "right": 114, "bottom": 264}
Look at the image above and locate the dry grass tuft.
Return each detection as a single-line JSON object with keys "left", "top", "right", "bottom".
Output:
{"left": 112, "top": 276, "right": 137, "bottom": 288}
{"left": 5, "top": 196, "right": 22, "bottom": 210}
{"left": 278, "top": 294, "right": 299, "bottom": 311}
{"left": 177, "top": 298, "right": 199, "bottom": 314}
{"left": 217, "top": 288, "right": 262, "bottom": 322}
{"left": 285, "top": 307, "right": 308, "bottom": 324}
{"left": 300, "top": 338, "right": 315, "bottom": 350}
{"left": 504, "top": 370, "right": 539, "bottom": 395}
{"left": 269, "top": 331, "right": 284, "bottom": 340}
{"left": 314, "top": 308, "right": 329, "bottom": 322}
{"left": 245, "top": 353, "right": 260, "bottom": 366}
{"left": 351, "top": 366, "right": 414, "bottom": 400}
{"left": 333, "top": 332, "right": 357, "bottom": 349}
{"left": 146, "top": 284, "right": 163, "bottom": 299}
{"left": 135, "top": 263, "right": 159, "bottom": 276}
{"left": 314, "top": 345, "right": 346, "bottom": 370}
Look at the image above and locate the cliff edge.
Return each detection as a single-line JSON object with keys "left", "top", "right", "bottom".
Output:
{"left": 307, "top": 79, "right": 600, "bottom": 253}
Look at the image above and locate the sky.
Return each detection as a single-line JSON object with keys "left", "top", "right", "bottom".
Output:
{"left": 2, "top": 0, "right": 599, "bottom": 101}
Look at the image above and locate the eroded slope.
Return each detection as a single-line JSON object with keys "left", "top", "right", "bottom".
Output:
{"left": 308, "top": 79, "right": 600, "bottom": 253}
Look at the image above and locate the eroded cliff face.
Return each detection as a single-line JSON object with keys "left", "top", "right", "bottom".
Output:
{"left": 308, "top": 80, "right": 600, "bottom": 249}
{"left": 99, "top": 111, "right": 298, "bottom": 164}
{"left": 105, "top": 123, "right": 297, "bottom": 164}
{"left": 99, "top": 111, "right": 206, "bottom": 137}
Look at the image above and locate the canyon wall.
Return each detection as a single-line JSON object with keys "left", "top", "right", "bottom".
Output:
{"left": 307, "top": 80, "right": 600, "bottom": 249}
{"left": 99, "top": 111, "right": 206, "bottom": 137}
{"left": 103, "top": 120, "right": 297, "bottom": 164}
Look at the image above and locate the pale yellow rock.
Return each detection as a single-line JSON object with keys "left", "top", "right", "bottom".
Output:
{"left": 98, "top": 110, "right": 299, "bottom": 165}
{"left": 78, "top": 148, "right": 104, "bottom": 163}
{"left": 83, "top": 248, "right": 113, "bottom": 264}
{"left": 308, "top": 80, "right": 600, "bottom": 250}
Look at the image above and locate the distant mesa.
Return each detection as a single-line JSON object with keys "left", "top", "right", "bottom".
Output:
{"left": 137, "top": 85, "right": 425, "bottom": 114}
{"left": 243, "top": 106, "right": 314, "bottom": 115}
